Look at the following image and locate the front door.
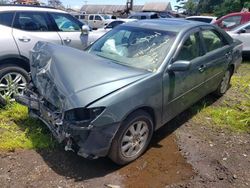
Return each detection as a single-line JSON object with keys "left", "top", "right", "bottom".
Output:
{"left": 94, "top": 15, "right": 104, "bottom": 29}
{"left": 49, "top": 12, "right": 87, "bottom": 50}
{"left": 12, "top": 11, "right": 62, "bottom": 59}
{"left": 163, "top": 29, "right": 207, "bottom": 123}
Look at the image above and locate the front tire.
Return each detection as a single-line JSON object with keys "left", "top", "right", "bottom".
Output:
{"left": 0, "top": 65, "right": 29, "bottom": 100}
{"left": 109, "top": 110, "right": 153, "bottom": 165}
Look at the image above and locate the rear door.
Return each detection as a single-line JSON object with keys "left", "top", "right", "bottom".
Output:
{"left": 200, "top": 27, "right": 232, "bottom": 92}
{"left": 12, "top": 11, "right": 62, "bottom": 59}
{"left": 49, "top": 12, "right": 88, "bottom": 50}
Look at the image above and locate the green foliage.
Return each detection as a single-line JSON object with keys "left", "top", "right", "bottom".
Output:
{"left": 194, "top": 0, "right": 248, "bottom": 16}
{"left": 214, "top": 0, "right": 243, "bottom": 17}
{"left": 192, "top": 63, "right": 250, "bottom": 132}
{"left": 176, "top": 0, "right": 199, "bottom": 15}
{"left": 0, "top": 103, "right": 55, "bottom": 150}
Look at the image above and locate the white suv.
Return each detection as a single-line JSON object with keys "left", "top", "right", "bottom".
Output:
{"left": 0, "top": 5, "right": 89, "bottom": 100}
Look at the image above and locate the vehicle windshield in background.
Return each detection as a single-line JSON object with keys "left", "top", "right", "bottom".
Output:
{"left": 88, "top": 26, "right": 177, "bottom": 72}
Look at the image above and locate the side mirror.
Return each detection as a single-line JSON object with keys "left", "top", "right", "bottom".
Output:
{"left": 237, "top": 29, "right": 246, "bottom": 34}
{"left": 82, "top": 25, "right": 90, "bottom": 35}
{"left": 167, "top": 60, "right": 191, "bottom": 72}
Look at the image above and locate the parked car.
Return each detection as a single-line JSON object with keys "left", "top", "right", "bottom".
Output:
{"left": 0, "top": 5, "right": 90, "bottom": 100}
{"left": 84, "top": 14, "right": 114, "bottom": 29}
{"left": 16, "top": 19, "right": 242, "bottom": 165}
{"left": 128, "top": 12, "right": 160, "bottom": 19}
{"left": 186, "top": 16, "right": 217, "bottom": 23}
{"left": 228, "top": 21, "right": 250, "bottom": 54}
{"left": 88, "top": 19, "right": 136, "bottom": 44}
{"left": 214, "top": 12, "right": 250, "bottom": 30}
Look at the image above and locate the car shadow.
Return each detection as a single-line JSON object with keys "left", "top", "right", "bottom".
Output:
{"left": 26, "top": 94, "right": 218, "bottom": 182}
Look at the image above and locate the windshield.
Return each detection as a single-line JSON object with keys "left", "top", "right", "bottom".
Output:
{"left": 88, "top": 26, "right": 177, "bottom": 72}
{"left": 231, "top": 21, "right": 250, "bottom": 32}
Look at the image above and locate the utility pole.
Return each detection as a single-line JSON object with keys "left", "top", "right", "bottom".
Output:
{"left": 126, "top": 0, "right": 133, "bottom": 14}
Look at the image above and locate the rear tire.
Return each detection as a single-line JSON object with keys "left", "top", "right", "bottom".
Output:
{"left": 0, "top": 65, "right": 29, "bottom": 101}
{"left": 109, "top": 110, "right": 153, "bottom": 165}
{"left": 214, "top": 69, "right": 232, "bottom": 96}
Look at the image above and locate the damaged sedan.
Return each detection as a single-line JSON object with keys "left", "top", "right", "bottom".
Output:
{"left": 16, "top": 19, "right": 242, "bottom": 165}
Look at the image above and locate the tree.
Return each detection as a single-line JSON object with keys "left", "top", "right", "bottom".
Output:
{"left": 48, "top": 0, "right": 64, "bottom": 9}
{"left": 176, "top": 0, "right": 199, "bottom": 15}
{"left": 213, "top": 0, "right": 246, "bottom": 17}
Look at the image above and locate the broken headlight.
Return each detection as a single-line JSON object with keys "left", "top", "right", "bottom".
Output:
{"left": 64, "top": 107, "right": 105, "bottom": 122}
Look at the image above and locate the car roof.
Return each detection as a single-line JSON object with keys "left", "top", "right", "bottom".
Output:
{"left": 123, "top": 18, "right": 210, "bottom": 32}
{"left": 0, "top": 5, "right": 66, "bottom": 13}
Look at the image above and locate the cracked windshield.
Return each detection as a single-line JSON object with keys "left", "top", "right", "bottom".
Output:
{"left": 89, "top": 26, "right": 177, "bottom": 72}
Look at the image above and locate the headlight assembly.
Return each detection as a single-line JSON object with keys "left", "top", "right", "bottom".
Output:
{"left": 64, "top": 107, "right": 105, "bottom": 122}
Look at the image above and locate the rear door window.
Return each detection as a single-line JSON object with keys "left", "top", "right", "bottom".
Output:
{"left": 50, "top": 13, "right": 83, "bottom": 32}
{"left": 0, "top": 12, "right": 14, "bottom": 27}
{"left": 13, "top": 12, "right": 53, "bottom": 31}
{"left": 89, "top": 15, "right": 94, "bottom": 20}
{"left": 201, "top": 30, "right": 226, "bottom": 52}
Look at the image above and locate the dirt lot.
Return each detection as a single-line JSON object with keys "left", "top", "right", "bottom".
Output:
{"left": 0, "top": 63, "right": 249, "bottom": 188}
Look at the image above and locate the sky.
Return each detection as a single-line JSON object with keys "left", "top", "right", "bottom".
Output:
{"left": 41, "top": 0, "right": 178, "bottom": 10}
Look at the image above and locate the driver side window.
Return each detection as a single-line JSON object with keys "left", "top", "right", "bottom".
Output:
{"left": 176, "top": 32, "right": 201, "bottom": 61}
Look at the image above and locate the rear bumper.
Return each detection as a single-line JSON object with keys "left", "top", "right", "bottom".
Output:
{"left": 15, "top": 91, "right": 120, "bottom": 159}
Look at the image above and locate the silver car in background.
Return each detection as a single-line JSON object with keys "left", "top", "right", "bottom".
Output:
{"left": 228, "top": 21, "right": 250, "bottom": 54}
{"left": 88, "top": 19, "right": 136, "bottom": 44}
{"left": 0, "top": 5, "right": 89, "bottom": 100}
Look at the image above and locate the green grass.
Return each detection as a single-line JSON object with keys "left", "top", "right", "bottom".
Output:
{"left": 192, "top": 62, "right": 250, "bottom": 132}
{"left": 0, "top": 103, "right": 55, "bottom": 150}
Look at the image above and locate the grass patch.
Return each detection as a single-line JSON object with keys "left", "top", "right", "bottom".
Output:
{"left": 192, "top": 63, "right": 250, "bottom": 132}
{"left": 0, "top": 103, "right": 55, "bottom": 150}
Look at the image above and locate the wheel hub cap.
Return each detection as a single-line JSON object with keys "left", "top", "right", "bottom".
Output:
{"left": 121, "top": 120, "right": 149, "bottom": 158}
{"left": 0, "top": 72, "right": 27, "bottom": 100}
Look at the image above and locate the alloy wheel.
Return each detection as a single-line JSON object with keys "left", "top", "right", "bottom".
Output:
{"left": 121, "top": 120, "right": 149, "bottom": 158}
{"left": 0, "top": 72, "right": 27, "bottom": 100}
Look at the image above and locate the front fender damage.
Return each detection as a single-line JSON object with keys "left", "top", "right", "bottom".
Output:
{"left": 15, "top": 91, "right": 120, "bottom": 159}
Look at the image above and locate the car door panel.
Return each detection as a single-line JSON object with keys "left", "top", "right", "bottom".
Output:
{"left": 12, "top": 11, "right": 62, "bottom": 59}
{"left": 201, "top": 29, "right": 232, "bottom": 92}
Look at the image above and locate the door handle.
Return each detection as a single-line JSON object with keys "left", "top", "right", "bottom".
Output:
{"left": 18, "top": 37, "right": 31, "bottom": 42}
{"left": 63, "top": 38, "right": 71, "bottom": 43}
{"left": 198, "top": 65, "right": 206, "bottom": 73}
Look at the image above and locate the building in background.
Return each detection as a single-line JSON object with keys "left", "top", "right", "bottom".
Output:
{"left": 13, "top": 0, "right": 40, "bottom": 5}
{"left": 142, "top": 1, "right": 172, "bottom": 12}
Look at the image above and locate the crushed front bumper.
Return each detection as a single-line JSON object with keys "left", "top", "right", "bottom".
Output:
{"left": 15, "top": 90, "right": 119, "bottom": 159}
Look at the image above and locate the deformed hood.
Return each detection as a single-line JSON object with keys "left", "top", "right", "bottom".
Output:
{"left": 30, "top": 42, "right": 149, "bottom": 110}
